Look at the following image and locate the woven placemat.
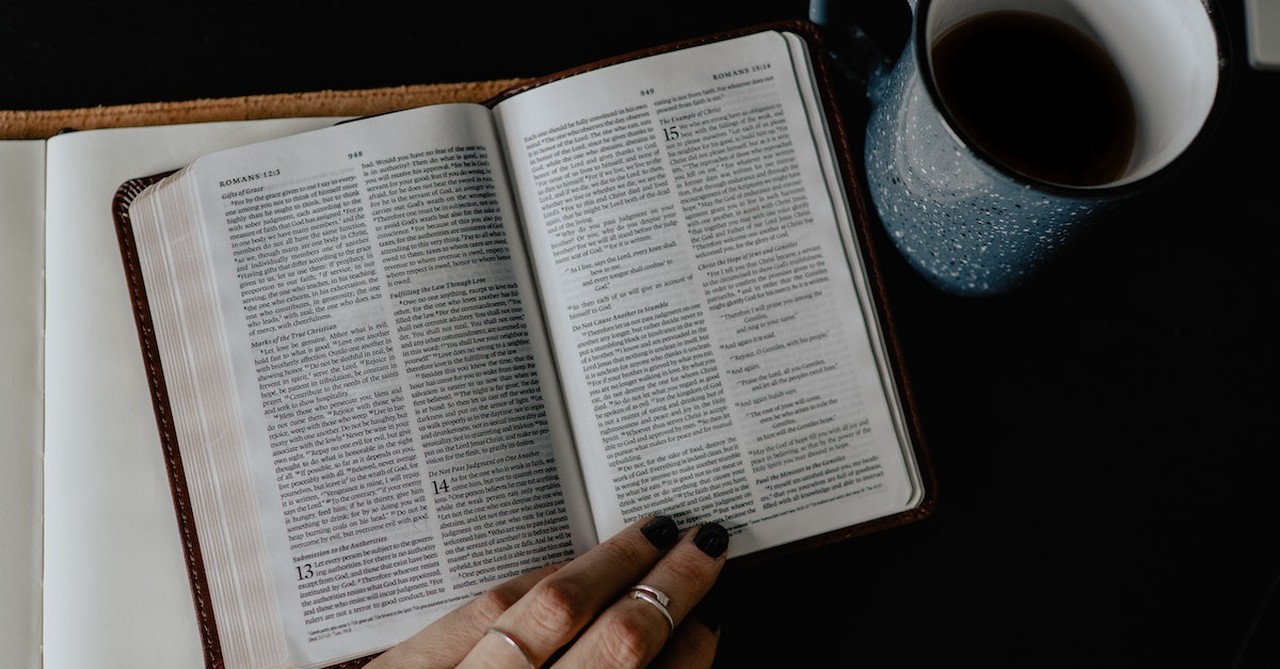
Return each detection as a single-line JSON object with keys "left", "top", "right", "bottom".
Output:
{"left": 0, "top": 79, "right": 530, "bottom": 140}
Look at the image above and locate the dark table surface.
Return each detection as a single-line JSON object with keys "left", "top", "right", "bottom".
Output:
{"left": 5, "top": 1, "right": 1277, "bottom": 667}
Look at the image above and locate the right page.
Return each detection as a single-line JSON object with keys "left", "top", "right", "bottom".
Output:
{"left": 494, "top": 26, "right": 927, "bottom": 558}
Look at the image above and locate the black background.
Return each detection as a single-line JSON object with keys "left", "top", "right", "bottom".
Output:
{"left": 4, "top": 1, "right": 1277, "bottom": 667}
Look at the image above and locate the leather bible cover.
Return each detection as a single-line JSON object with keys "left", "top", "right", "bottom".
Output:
{"left": 110, "top": 19, "right": 935, "bottom": 669}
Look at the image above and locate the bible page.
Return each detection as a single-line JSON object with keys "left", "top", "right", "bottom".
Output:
{"left": 41, "top": 119, "right": 344, "bottom": 669}
{"left": 127, "top": 104, "right": 593, "bottom": 668}
{"left": 494, "top": 29, "right": 920, "bottom": 558}
{"left": 0, "top": 140, "right": 45, "bottom": 669}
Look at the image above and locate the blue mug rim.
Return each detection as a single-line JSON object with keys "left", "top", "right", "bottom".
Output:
{"left": 911, "top": 0, "right": 1233, "bottom": 200}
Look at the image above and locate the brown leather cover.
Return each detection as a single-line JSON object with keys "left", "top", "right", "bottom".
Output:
{"left": 113, "top": 173, "right": 233, "bottom": 669}
{"left": 110, "top": 19, "right": 935, "bottom": 669}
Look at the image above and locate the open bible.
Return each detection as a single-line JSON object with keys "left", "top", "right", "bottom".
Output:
{"left": 113, "top": 21, "right": 934, "bottom": 669}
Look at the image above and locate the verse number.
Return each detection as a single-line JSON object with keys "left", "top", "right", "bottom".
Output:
{"left": 640, "top": 88, "right": 655, "bottom": 96}
{"left": 662, "top": 126, "right": 680, "bottom": 141}
{"left": 295, "top": 563, "right": 314, "bottom": 581}
{"left": 347, "top": 150, "right": 364, "bottom": 160}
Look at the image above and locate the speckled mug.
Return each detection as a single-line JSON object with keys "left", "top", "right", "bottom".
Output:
{"left": 855, "top": 0, "right": 1228, "bottom": 296}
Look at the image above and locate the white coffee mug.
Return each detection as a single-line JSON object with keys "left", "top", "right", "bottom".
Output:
{"left": 819, "top": 0, "right": 1229, "bottom": 296}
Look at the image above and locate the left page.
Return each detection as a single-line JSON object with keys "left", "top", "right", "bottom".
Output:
{"left": 0, "top": 139, "right": 46, "bottom": 669}
{"left": 42, "top": 118, "right": 347, "bottom": 669}
{"left": 124, "top": 103, "right": 594, "bottom": 669}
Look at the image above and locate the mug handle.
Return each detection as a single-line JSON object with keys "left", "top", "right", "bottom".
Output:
{"left": 809, "top": 0, "right": 913, "bottom": 93}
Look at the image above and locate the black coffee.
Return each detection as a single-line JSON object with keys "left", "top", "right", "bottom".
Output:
{"left": 930, "top": 11, "right": 1136, "bottom": 187}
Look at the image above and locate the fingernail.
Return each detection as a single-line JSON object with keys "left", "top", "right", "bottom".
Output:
{"left": 693, "top": 522, "right": 729, "bottom": 558}
{"left": 641, "top": 515, "right": 679, "bottom": 549}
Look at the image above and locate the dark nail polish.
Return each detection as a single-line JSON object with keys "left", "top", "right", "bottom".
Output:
{"left": 641, "top": 515, "right": 679, "bottom": 549}
{"left": 693, "top": 522, "right": 729, "bottom": 558}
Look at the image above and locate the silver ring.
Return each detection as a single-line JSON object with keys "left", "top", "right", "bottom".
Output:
{"left": 486, "top": 627, "right": 535, "bottom": 668}
{"left": 630, "top": 584, "right": 671, "bottom": 607}
{"left": 629, "top": 585, "right": 675, "bottom": 633}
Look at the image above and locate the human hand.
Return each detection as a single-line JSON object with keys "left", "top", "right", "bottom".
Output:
{"left": 366, "top": 515, "right": 730, "bottom": 668}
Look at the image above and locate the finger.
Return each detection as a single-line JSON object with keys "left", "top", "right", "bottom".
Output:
{"left": 458, "top": 515, "right": 681, "bottom": 668}
{"left": 365, "top": 562, "right": 562, "bottom": 669}
{"left": 651, "top": 580, "right": 727, "bottom": 669}
{"left": 649, "top": 616, "right": 721, "bottom": 669}
{"left": 552, "top": 522, "right": 729, "bottom": 668}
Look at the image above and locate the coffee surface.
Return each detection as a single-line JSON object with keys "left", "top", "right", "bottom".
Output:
{"left": 930, "top": 11, "right": 1136, "bottom": 187}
